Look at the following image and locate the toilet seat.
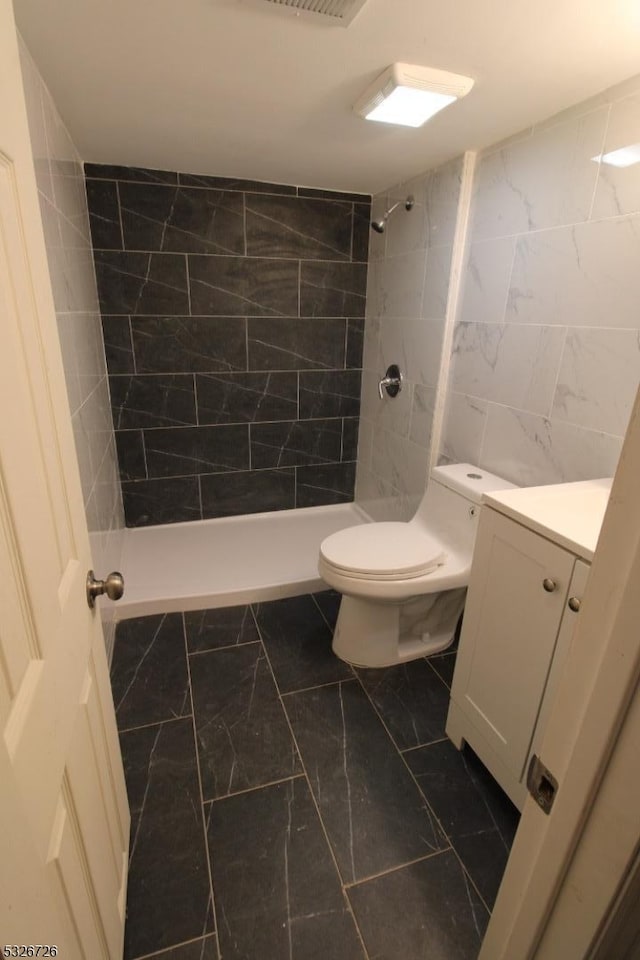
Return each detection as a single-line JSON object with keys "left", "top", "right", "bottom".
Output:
{"left": 320, "top": 522, "right": 446, "bottom": 581}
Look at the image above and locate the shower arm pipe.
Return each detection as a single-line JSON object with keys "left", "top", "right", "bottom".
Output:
{"left": 371, "top": 195, "right": 414, "bottom": 233}
{"left": 383, "top": 199, "right": 403, "bottom": 219}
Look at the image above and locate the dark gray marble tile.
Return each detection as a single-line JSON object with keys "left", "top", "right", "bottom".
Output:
{"left": 143, "top": 425, "right": 249, "bottom": 478}
{"left": 86, "top": 178, "right": 122, "bottom": 249}
{"left": 428, "top": 651, "right": 457, "bottom": 688}
{"left": 144, "top": 936, "right": 218, "bottom": 960}
{"left": 116, "top": 430, "right": 147, "bottom": 481}
{"left": 284, "top": 680, "right": 447, "bottom": 883}
{"left": 189, "top": 255, "right": 298, "bottom": 317}
{"left": 300, "top": 261, "right": 367, "bottom": 318}
{"left": 346, "top": 318, "right": 365, "bottom": 369}
{"left": 313, "top": 590, "right": 342, "bottom": 630}
{"left": 120, "top": 719, "right": 214, "bottom": 959}
{"left": 250, "top": 418, "right": 342, "bottom": 468}
{"left": 123, "top": 476, "right": 201, "bottom": 526}
{"left": 347, "top": 850, "right": 488, "bottom": 960}
{"left": 246, "top": 194, "right": 352, "bottom": 260}
{"left": 357, "top": 659, "right": 451, "bottom": 751}
{"left": 190, "top": 642, "right": 299, "bottom": 800}
{"left": 85, "top": 163, "right": 178, "bottom": 184}
{"left": 109, "top": 374, "right": 196, "bottom": 429}
{"left": 102, "top": 316, "right": 134, "bottom": 374}
{"left": 95, "top": 251, "right": 189, "bottom": 315}
{"left": 298, "top": 186, "right": 370, "bottom": 203}
{"left": 132, "top": 317, "right": 247, "bottom": 373}
{"left": 207, "top": 778, "right": 365, "bottom": 960}
{"left": 111, "top": 613, "right": 190, "bottom": 730}
{"left": 299, "top": 369, "right": 362, "bottom": 419}
{"left": 179, "top": 173, "right": 295, "bottom": 195}
{"left": 253, "top": 595, "right": 352, "bottom": 694}
{"left": 406, "top": 741, "right": 519, "bottom": 909}
{"left": 196, "top": 371, "right": 298, "bottom": 424}
{"left": 185, "top": 606, "right": 260, "bottom": 653}
{"left": 200, "top": 468, "right": 295, "bottom": 518}
{"left": 120, "top": 183, "right": 244, "bottom": 255}
{"left": 296, "top": 461, "right": 356, "bottom": 507}
{"left": 342, "top": 418, "right": 359, "bottom": 462}
{"left": 352, "top": 203, "right": 371, "bottom": 263}
{"left": 247, "top": 317, "right": 346, "bottom": 371}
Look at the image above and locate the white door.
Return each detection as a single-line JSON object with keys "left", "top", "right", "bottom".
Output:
{"left": 0, "top": 2, "right": 129, "bottom": 956}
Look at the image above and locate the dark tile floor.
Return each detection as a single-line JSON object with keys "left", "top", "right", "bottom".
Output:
{"left": 110, "top": 591, "right": 519, "bottom": 960}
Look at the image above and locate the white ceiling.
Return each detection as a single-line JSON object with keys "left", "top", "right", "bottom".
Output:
{"left": 13, "top": 0, "right": 640, "bottom": 194}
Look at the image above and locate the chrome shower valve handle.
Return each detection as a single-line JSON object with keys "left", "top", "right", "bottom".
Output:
{"left": 378, "top": 364, "right": 403, "bottom": 399}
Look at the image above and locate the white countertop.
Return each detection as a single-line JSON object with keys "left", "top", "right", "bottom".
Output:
{"left": 482, "top": 478, "right": 613, "bottom": 561}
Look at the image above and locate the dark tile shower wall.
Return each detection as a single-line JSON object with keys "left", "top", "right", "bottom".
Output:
{"left": 85, "top": 164, "right": 369, "bottom": 526}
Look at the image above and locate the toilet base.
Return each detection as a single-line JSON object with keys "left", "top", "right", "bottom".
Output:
{"left": 332, "top": 588, "right": 467, "bottom": 668}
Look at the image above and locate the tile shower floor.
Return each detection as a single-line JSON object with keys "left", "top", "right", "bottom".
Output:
{"left": 110, "top": 591, "right": 519, "bottom": 960}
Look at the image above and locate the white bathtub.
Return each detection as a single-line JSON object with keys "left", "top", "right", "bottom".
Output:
{"left": 115, "top": 502, "right": 369, "bottom": 619}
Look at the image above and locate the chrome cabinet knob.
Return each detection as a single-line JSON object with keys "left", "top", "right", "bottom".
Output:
{"left": 542, "top": 578, "right": 557, "bottom": 593}
{"left": 86, "top": 570, "right": 125, "bottom": 609}
{"left": 568, "top": 596, "right": 581, "bottom": 613}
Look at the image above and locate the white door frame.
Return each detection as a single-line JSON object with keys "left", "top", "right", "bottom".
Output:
{"left": 482, "top": 388, "right": 640, "bottom": 958}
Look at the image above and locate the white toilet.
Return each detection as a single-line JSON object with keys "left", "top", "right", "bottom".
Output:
{"left": 318, "top": 463, "right": 516, "bottom": 668}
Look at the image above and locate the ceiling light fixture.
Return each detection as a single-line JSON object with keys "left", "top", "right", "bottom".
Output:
{"left": 592, "top": 144, "right": 640, "bottom": 168}
{"left": 354, "top": 63, "right": 474, "bottom": 129}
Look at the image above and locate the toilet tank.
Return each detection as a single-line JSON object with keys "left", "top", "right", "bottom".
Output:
{"left": 431, "top": 463, "right": 516, "bottom": 503}
{"left": 412, "top": 463, "right": 517, "bottom": 555}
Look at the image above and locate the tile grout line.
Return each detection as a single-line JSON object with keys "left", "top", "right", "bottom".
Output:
{"left": 204, "top": 771, "right": 306, "bottom": 804}
{"left": 400, "top": 735, "right": 449, "bottom": 755}
{"left": 587, "top": 104, "right": 612, "bottom": 222}
{"left": 280, "top": 675, "right": 357, "bottom": 698}
{"left": 342, "top": 847, "right": 451, "bottom": 890}
{"left": 130, "top": 932, "right": 217, "bottom": 960}
{"left": 86, "top": 172, "right": 370, "bottom": 205}
{"left": 252, "top": 613, "right": 373, "bottom": 960}
{"left": 118, "top": 712, "right": 192, "bottom": 736}
{"left": 187, "top": 638, "right": 261, "bottom": 657}
{"left": 180, "top": 611, "right": 223, "bottom": 960}
{"left": 310, "top": 591, "right": 337, "bottom": 631}
{"left": 353, "top": 669, "right": 494, "bottom": 917}
{"left": 424, "top": 654, "right": 455, "bottom": 691}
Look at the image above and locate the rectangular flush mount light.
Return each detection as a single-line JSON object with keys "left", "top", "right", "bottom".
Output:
{"left": 592, "top": 144, "right": 640, "bottom": 168}
{"left": 354, "top": 63, "right": 474, "bottom": 128}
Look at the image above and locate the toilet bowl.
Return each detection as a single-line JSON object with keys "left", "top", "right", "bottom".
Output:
{"left": 318, "top": 463, "right": 516, "bottom": 667}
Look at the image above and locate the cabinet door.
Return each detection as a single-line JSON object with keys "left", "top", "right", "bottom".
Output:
{"left": 526, "top": 559, "right": 591, "bottom": 769}
{"left": 450, "top": 508, "right": 575, "bottom": 782}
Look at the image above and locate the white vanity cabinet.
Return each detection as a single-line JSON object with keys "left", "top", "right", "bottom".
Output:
{"left": 446, "top": 479, "right": 611, "bottom": 810}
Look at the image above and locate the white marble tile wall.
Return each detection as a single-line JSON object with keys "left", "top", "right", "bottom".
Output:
{"left": 442, "top": 73, "right": 640, "bottom": 487}
{"left": 19, "top": 39, "right": 124, "bottom": 659}
{"left": 355, "top": 158, "right": 463, "bottom": 520}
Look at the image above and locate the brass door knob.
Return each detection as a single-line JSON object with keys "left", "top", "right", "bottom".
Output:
{"left": 86, "top": 570, "right": 125, "bottom": 609}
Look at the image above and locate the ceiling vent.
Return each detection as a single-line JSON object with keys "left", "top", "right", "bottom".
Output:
{"left": 258, "top": 0, "right": 369, "bottom": 26}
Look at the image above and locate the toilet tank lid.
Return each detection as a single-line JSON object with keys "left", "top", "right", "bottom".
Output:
{"left": 431, "top": 463, "right": 518, "bottom": 504}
